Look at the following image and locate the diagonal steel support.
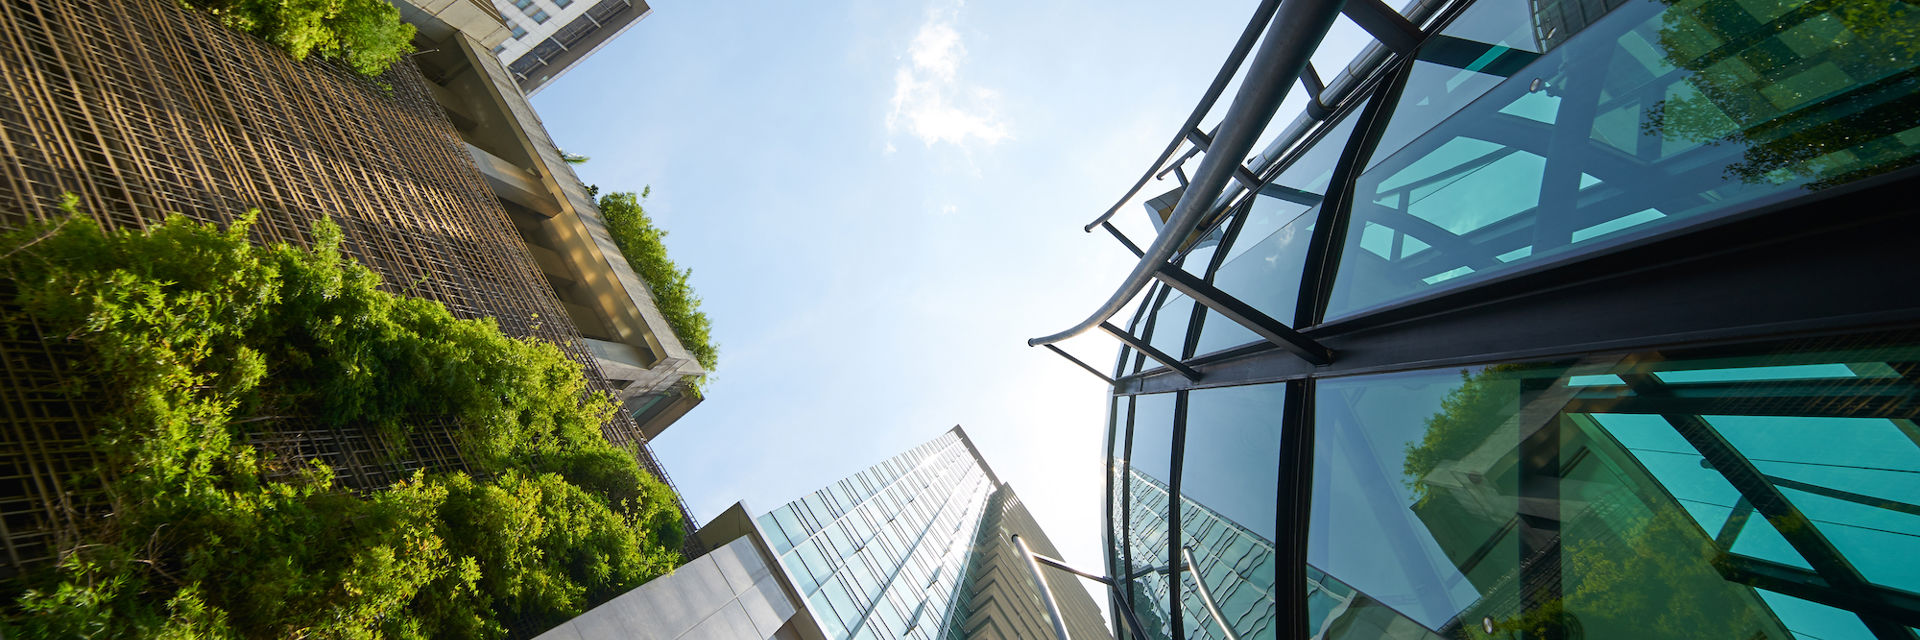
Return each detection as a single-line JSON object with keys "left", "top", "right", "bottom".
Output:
{"left": 1342, "top": 0, "right": 1424, "bottom": 55}
{"left": 1622, "top": 371, "right": 1918, "bottom": 640}
{"left": 1301, "top": 63, "right": 1333, "bottom": 120}
{"left": 1717, "top": 555, "right": 1920, "bottom": 633}
{"left": 1184, "top": 127, "right": 1266, "bottom": 190}
{"left": 1042, "top": 344, "right": 1116, "bottom": 385}
{"left": 1101, "top": 221, "right": 1145, "bottom": 258}
{"left": 1152, "top": 265, "right": 1334, "bottom": 365}
{"left": 1100, "top": 321, "right": 1203, "bottom": 381}
{"left": 1010, "top": 535, "right": 1157, "bottom": 640}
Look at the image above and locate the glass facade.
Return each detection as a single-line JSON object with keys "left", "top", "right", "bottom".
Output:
{"left": 759, "top": 431, "right": 994, "bottom": 640}
{"left": 1092, "top": 0, "right": 1920, "bottom": 637}
{"left": 1325, "top": 0, "right": 1920, "bottom": 317}
{"left": 758, "top": 429, "right": 1112, "bottom": 640}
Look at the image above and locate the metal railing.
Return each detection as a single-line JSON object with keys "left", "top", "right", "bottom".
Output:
{"left": 1012, "top": 535, "right": 1247, "bottom": 640}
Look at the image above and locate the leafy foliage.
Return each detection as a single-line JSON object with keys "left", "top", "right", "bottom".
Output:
{"left": 1401, "top": 366, "right": 1521, "bottom": 506}
{"left": 181, "top": 0, "right": 416, "bottom": 76}
{"left": 596, "top": 189, "right": 718, "bottom": 390}
{"left": 0, "top": 204, "right": 682, "bottom": 639}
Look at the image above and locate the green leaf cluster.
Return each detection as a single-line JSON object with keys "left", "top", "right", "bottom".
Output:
{"left": 596, "top": 189, "right": 718, "bottom": 391}
{"left": 181, "top": 0, "right": 416, "bottom": 76}
{"left": 0, "top": 204, "right": 683, "bottom": 639}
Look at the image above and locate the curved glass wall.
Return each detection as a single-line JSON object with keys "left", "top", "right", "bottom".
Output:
{"left": 1325, "top": 0, "right": 1920, "bottom": 317}
{"left": 1109, "top": 338, "right": 1920, "bottom": 639}
{"left": 1309, "top": 344, "right": 1920, "bottom": 639}
{"left": 1097, "top": 0, "right": 1920, "bottom": 636}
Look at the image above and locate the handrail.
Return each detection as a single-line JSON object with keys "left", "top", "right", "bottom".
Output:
{"left": 1183, "top": 546, "right": 1241, "bottom": 640}
{"left": 1080, "top": 0, "right": 1282, "bottom": 233}
{"left": 1031, "top": 0, "right": 1350, "bottom": 348}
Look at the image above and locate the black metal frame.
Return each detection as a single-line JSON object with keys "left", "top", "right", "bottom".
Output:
{"left": 1067, "top": 0, "right": 1920, "bottom": 636}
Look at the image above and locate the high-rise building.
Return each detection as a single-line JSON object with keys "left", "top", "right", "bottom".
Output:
{"left": 1028, "top": 0, "right": 1920, "bottom": 637}
{"left": 487, "top": 0, "right": 651, "bottom": 95}
{"left": 758, "top": 427, "right": 1113, "bottom": 640}
{"left": 529, "top": 427, "right": 1113, "bottom": 640}
{"left": 0, "top": 0, "right": 699, "bottom": 578}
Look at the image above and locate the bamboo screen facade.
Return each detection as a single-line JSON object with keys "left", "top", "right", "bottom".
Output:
{"left": 0, "top": 0, "right": 687, "bottom": 578}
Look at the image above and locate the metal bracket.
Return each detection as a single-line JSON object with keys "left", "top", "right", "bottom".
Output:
{"left": 1300, "top": 63, "right": 1333, "bottom": 121}
{"left": 1100, "top": 321, "right": 1203, "bottom": 381}
{"left": 1151, "top": 265, "right": 1333, "bottom": 365}
{"left": 1041, "top": 344, "right": 1116, "bottom": 385}
{"left": 1183, "top": 127, "right": 1266, "bottom": 190}
{"left": 1101, "top": 221, "right": 1145, "bottom": 258}
{"left": 1342, "top": 0, "right": 1424, "bottom": 55}
{"left": 1013, "top": 535, "right": 1157, "bottom": 640}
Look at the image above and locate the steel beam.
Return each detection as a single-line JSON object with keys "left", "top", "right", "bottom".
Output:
{"left": 1102, "top": 221, "right": 1146, "bottom": 258}
{"left": 1152, "top": 265, "right": 1333, "bottom": 365}
{"left": 1341, "top": 0, "right": 1423, "bottom": 55}
{"left": 1044, "top": 344, "right": 1117, "bottom": 385}
{"left": 1717, "top": 554, "right": 1920, "bottom": 634}
{"left": 1101, "top": 322, "right": 1203, "bottom": 381}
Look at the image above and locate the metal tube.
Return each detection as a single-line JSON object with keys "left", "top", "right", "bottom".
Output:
{"left": 1031, "top": 0, "right": 1350, "bottom": 348}
{"left": 1081, "top": 0, "right": 1284, "bottom": 233}
{"left": 1013, "top": 534, "right": 1074, "bottom": 640}
{"left": 1183, "top": 547, "right": 1241, "bottom": 640}
{"left": 1029, "top": 550, "right": 1115, "bottom": 585}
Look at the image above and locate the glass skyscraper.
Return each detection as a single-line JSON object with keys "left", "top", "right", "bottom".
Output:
{"left": 758, "top": 427, "right": 1111, "bottom": 640}
{"left": 1038, "top": 0, "right": 1920, "bottom": 637}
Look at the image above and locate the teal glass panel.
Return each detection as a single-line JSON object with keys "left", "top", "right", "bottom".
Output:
{"left": 1327, "top": 0, "right": 1920, "bottom": 317}
{"left": 1366, "top": 0, "right": 1549, "bottom": 171}
{"left": 1182, "top": 384, "right": 1284, "bottom": 540}
{"left": 1178, "top": 383, "right": 1285, "bottom": 639}
{"left": 1125, "top": 392, "right": 1180, "bottom": 638}
{"left": 1196, "top": 115, "right": 1358, "bottom": 355}
{"left": 1307, "top": 340, "right": 1920, "bottom": 638}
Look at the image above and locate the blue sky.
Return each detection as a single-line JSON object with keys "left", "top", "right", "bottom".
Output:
{"left": 533, "top": 0, "right": 1371, "bottom": 608}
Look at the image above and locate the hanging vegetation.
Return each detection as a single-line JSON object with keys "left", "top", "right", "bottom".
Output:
{"left": 597, "top": 189, "right": 718, "bottom": 392}
{"left": 0, "top": 202, "right": 683, "bottom": 639}
{"left": 181, "top": 0, "right": 416, "bottom": 76}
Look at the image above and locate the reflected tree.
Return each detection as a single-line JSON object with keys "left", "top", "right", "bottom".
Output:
{"left": 1642, "top": 0, "right": 1920, "bottom": 188}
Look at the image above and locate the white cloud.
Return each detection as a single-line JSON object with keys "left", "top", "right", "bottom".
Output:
{"left": 886, "top": 5, "right": 1009, "bottom": 149}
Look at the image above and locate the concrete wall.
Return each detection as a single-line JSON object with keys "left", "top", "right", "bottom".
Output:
{"left": 534, "top": 534, "right": 799, "bottom": 640}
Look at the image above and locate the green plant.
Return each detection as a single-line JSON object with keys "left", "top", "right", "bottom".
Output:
{"left": 182, "top": 0, "right": 416, "bottom": 76}
{"left": 597, "top": 188, "right": 718, "bottom": 392}
{"left": 0, "top": 203, "right": 682, "bottom": 638}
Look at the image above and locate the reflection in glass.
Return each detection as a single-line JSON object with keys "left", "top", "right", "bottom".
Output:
{"left": 1124, "top": 392, "right": 1179, "bottom": 637}
{"left": 1193, "top": 114, "right": 1358, "bottom": 355}
{"left": 1328, "top": 0, "right": 1920, "bottom": 317}
{"left": 763, "top": 433, "right": 995, "bottom": 640}
{"left": 1181, "top": 384, "right": 1285, "bottom": 639}
{"left": 1309, "top": 342, "right": 1920, "bottom": 639}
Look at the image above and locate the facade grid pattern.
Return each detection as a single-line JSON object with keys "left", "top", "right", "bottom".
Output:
{"left": 1079, "top": 0, "right": 1920, "bottom": 637}
{"left": 0, "top": 0, "right": 685, "bottom": 579}
{"left": 759, "top": 432, "right": 995, "bottom": 640}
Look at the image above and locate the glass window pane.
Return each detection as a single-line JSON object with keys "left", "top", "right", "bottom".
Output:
{"left": 1196, "top": 114, "right": 1357, "bottom": 354}
{"left": 1329, "top": 0, "right": 1920, "bottom": 318}
{"left": 1309, "top": 340, "right": 1920, "bottom": 639}
{"left": 1148, "top": 290, "right": 1196, "bottom": 359}
{"left": 1178, "top": 383, "right": 1285, "bottom": 639}
{"left": 1124, "top": 391, "right": 1179, "bottom": 638}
